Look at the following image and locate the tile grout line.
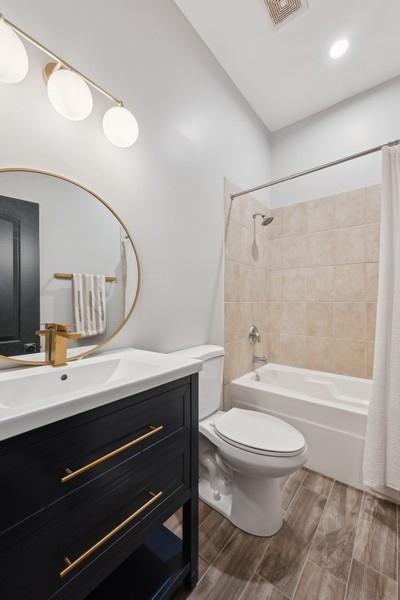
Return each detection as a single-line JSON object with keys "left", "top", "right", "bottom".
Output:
{"left": 349, "top": 492, "right": 399, "bottom": 584}
{"left": 308, "top": 557, "right": 350, "bottom": 586}
{"left": 352, "top": 560, "right": 398, "bottom": 583}
{"left": 205, "top": 518, "right": 273, "bottom": 600}
{"left": 198, "top": 507, "right": 228, "bottom": 563}
{"left": 344, "top": 490, "right": 365, "bottom": 600}
{"left": 197, "top": 558, "right": 211, "bottom": 587}
{"left": 242, "top": 474, "right": 332, "bottom": 600}
{"left": 235, "top": 510, "right": 277, "bottom": 600}
{"left": 237, "top": 474, "right": 307, "bottom": 600}
{"left": 284, "top": 469, "right": 308, "bottom": 515}
{"left": 225, "top": 257, "right": 379, "bottom": 270}
{"left": 307, "top": 480, "right": 364, "bottom": 587}
{"left": 243, "top": 572, "right": 292, "bottom": 600}
{"left": 202, "top": 522, "right": 237, "bottom": 570}
{"left": 290, "top": 476, "right": 336, "bottom": 600}
{"left": 237, "top": 543, "right": 275, "bottom": 600}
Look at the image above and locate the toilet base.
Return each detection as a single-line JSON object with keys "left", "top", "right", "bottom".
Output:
{"left": 199, "top": 475, "right": 283, "bottom": 537}
{"left": 230, "top": 473, "right": 283, "bottom": 536}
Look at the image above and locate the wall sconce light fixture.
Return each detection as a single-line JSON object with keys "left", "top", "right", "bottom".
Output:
{"left": 0, "top": 14, "right": 139, "bottom": 148}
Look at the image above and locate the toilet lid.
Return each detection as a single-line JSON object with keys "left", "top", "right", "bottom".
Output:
{"left": 214, "top": 408, "right": 306, "bottom": 457}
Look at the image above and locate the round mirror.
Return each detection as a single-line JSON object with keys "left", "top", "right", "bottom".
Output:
{"left": 0, "top": 168, "right": 140, "bottom": 365}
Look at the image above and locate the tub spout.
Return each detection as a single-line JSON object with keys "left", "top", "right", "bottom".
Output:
{"left": 252, "top": 355, "right": 267, "bottom": 380}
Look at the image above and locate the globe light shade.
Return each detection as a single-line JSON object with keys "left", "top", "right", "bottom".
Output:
{"left": 47, "top": 68, "right": 93, "bottom": 121}
{"left": 0, "top": 20, "right": 29, "bottom": 83}
{"left": 329, "top": 39, "right": 350, "bottom": 60}
{"left": 102, "top": 106, "right": 139, "bottom": 148}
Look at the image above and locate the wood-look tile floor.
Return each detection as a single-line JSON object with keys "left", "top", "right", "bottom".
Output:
{"left": 165, "top": 469, "right": 399, "bottom": 600}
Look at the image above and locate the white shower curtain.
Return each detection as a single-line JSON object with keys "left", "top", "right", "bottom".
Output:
{"left": 363, "top": 145, "right": 400, "bottom": 491}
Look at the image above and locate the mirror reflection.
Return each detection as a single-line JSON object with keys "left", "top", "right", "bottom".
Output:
{"left": 0, "top": 170, "right": 139, "bottom": 364}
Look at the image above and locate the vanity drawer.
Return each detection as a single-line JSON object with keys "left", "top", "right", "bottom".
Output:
{"left": 0, "top": 439, "right": 188, "bottom": 600}
{"left": 0, "top": 379, "right": 191, "bottom": 535}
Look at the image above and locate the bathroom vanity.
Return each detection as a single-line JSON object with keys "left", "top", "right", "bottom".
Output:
{"left": 0, "top": 169, "right": 201, "bottom": 598}
{"left": 0, "top": 349, "right": 200, "bottom": 600}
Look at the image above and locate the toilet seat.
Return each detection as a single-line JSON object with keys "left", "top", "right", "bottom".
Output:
{"left": 214, "top": 408, "right": 306, "bottom": 457}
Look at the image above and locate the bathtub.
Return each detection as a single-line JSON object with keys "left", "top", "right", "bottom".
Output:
{"left": 231, "top": 364, "right": 371, "bottom": 490}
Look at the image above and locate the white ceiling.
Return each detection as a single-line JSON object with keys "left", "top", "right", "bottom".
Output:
{"left": 173, "top": 0, "right": 400, "bottom": 131}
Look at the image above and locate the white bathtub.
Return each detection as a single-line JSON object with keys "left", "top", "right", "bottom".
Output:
{"left": 231, "top": 364, "right": 371, "bottom": 490}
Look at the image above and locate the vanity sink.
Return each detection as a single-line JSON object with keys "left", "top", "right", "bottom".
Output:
{"left": 0, "top": 348, "right": 202, "bottom": 441}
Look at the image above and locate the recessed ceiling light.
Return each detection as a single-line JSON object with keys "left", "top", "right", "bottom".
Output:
{"left": 329, "top": 39, "right": 350, "bottom": 60}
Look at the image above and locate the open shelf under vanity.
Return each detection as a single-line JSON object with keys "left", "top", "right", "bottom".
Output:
{"left": 87, "top": 526, "right": 187, "bottom": 600}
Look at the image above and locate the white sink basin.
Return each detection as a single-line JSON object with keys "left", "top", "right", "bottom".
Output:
{"left": 0, "top": 348, "right": 202, "bottom": 441}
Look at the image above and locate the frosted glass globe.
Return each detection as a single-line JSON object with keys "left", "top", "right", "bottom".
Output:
{"left": 47, "top": 69, "right": 93, "bottom": 121}
{"left": 329, "top": 39, "right": 350, "bottom": 60}
{"left": 102, "top": 106, "right": 139, "bottom": 148}
{"left": 0, "top": 20, "right": 29, "bottom": 83}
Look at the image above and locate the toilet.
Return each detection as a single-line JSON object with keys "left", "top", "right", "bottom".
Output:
{"left": 172, "top": 345, "right": 308, "bottom": 536}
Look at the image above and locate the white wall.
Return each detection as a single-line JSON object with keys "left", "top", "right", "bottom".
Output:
{"left": 271, "top": 77, "right": 400, "bottom": 206}
{"left": 0, "top": 0, "right": 271, "bottom": 354}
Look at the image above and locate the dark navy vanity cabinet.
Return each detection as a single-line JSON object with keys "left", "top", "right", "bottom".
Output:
{"left": 0, "top": 374, "right": 199, "bottom": 600}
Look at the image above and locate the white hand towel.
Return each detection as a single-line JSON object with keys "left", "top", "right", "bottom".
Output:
{"left": 72, "top": 273, "right": 106, "bottom": 338}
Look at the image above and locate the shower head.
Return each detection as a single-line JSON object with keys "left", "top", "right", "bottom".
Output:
{"left": 253, "top": 213, "right": 274, "bottom": 227}
{"left": 261, "top": 216, "right": 274, "bottom": 226}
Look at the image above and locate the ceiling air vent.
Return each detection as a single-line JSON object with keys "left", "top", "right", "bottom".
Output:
{"left": 264, "top": 0, "right": 308, "bottom": 26}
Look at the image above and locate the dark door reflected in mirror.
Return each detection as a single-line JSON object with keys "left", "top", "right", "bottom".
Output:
{"left": 0, "top": 196, "right": 40, "bottom": 356}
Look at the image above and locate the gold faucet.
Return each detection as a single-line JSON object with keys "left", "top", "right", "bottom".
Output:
{"left": 36, "top": 323, "right": 81, "bottom": 366}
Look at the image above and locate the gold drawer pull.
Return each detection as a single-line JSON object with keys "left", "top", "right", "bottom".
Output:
{"left": 60, "top": 490, "right": 163, "bottom": 578}
{"left": 61, "top": 425, "right": 164, "bottom": 483}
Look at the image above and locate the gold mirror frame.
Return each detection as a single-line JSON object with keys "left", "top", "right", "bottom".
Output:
{"left": 0, "top": 167, "right": 141, "bottom": 366}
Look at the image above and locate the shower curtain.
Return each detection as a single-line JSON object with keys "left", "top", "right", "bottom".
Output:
{"left": 363, "top": 145, "right": 400, "bottom": 491}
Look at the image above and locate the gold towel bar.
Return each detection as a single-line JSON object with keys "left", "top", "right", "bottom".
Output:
{"left": 60, "top": 491, "right": 163, "bottom": 578}
{"left": 54, "top": 272, "right": 117, "bottom": 283}
{"left": 61, "top": 425, "right": 164, "bottom": 483}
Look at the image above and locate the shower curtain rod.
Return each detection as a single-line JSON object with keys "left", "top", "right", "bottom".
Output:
{"left": 230, "top": 138, "right": 400, "bottom": 200}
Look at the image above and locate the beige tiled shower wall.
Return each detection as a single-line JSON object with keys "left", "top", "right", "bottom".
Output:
{"left": 224, "top": 180, "right": 381, "bottom": 402}
{"left": 224, "top": 180, "right": 274, "bottom": 406}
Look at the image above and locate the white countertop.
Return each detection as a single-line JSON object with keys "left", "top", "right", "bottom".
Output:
{"left": 0, "top": 347, "right": 202, "bottom": 441}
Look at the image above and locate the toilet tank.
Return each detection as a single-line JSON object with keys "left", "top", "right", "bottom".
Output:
{"left": 171, "top": 345, "right": 224, "bottom": 419}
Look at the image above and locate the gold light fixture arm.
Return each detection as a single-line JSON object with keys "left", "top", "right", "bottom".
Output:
{"left": 0, "top": 13, "right": 123, "bottom": 106}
